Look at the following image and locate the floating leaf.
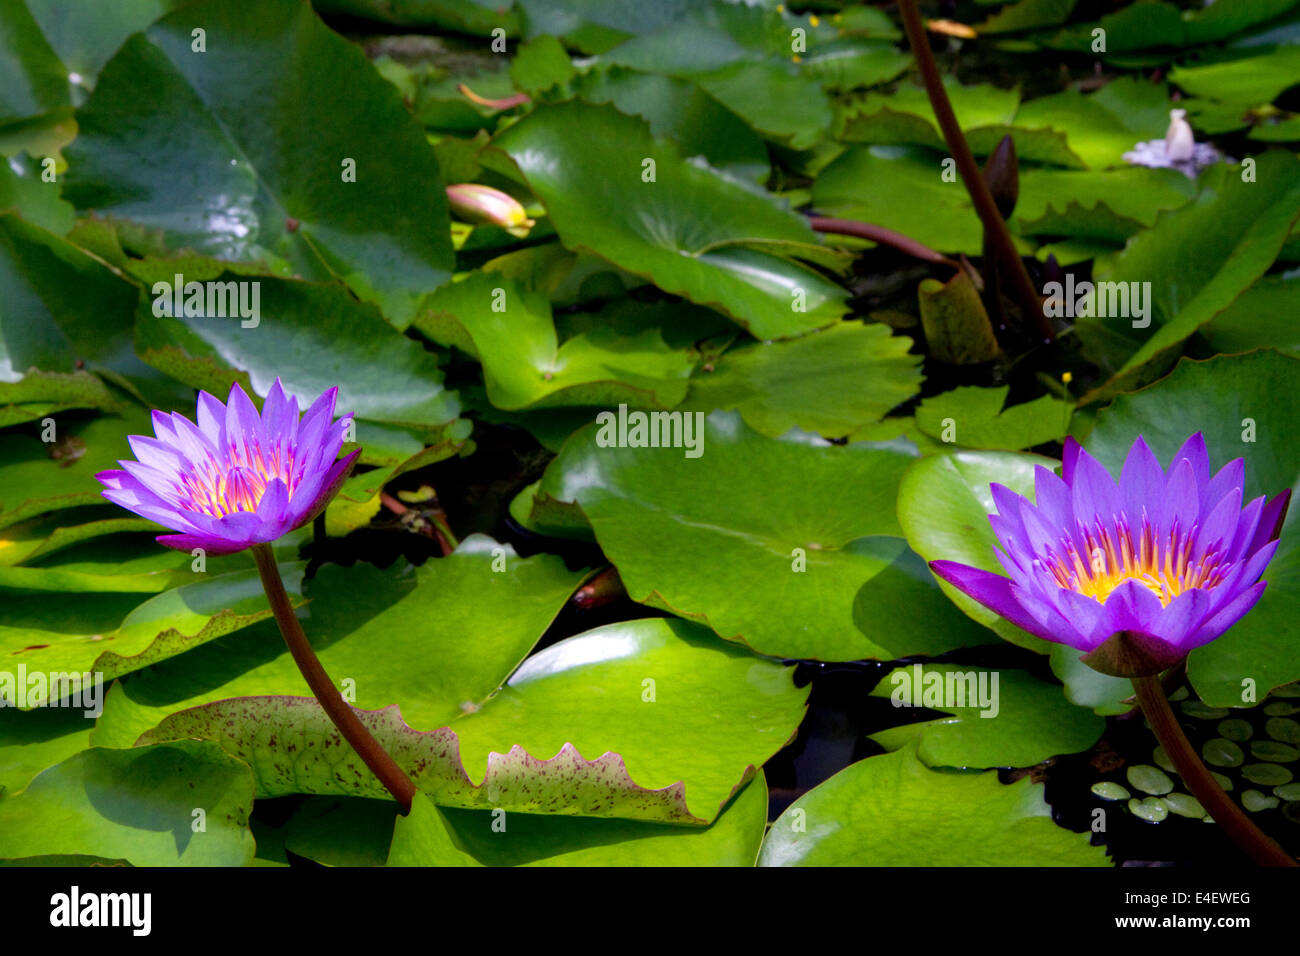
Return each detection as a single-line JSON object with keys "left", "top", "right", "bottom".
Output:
{"left": 388, "top": 774, "right": 768, "bottom": 866}
{"left": 137, "top": 617, "right": 807, "bottom": 824}
{"left": 757, "top": 744, "right": 1108, "bottom": 866}
{"left": 63, "top": 0, "right": 454, "bottom": 326}
{"left": 537, "top": 411, "right": 926, "bottom": 660}
{"left": 493, "top": 101, "right": 848, "bottom": 338}
{"left": 0, "top": 740, "right": 255, "bottom": 865}
{"left": 682, "top": 321, "right": 921, "bottom": 437}
{"left": 869, "top": 663, "right": 1103, "bottom": 768}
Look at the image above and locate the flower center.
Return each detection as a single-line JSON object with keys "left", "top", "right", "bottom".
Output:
{"left": 176, "top": 438, "right": 299, "bottom": 518}
{"left": 1042, "top": 515, "right": 1231, "bottom": 607}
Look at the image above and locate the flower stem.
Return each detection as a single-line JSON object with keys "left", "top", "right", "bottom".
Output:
{"left": 1131, "top": 675, "right": 1295, "bottom": 866}
{"left": 895, "top": 1, "right": 1053, "bottom": 342}
{"left": 251, "top": 543, "right": 417, "bottom": 813}
{"left": 808, "top": 216, "right": 959, "bottom": 268}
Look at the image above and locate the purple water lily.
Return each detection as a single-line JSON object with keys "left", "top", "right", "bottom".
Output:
{"left": 97, "top": 379, "right": 358, "bottom": 556}
{"left": 931, "top": 434, "right": 1290, "bottom": 675}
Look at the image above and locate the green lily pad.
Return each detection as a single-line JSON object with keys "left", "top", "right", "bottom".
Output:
{"left": 0, "top": 214, "right": 190, "bottom": 410}
{"left": 536, "top": 411, "right": 928, "bottom": 660}
{"left": 415, "top": 272, "right": 695, "bottom": 410}
{"left": 137, "top": 617, "right": 807, "bottom": 824}
{"left": 1085, "top": 351, "right": 1300, "bottom": 706}
{"left": 492, "top": 101, "right": 849, "bottom": 339}
{"left": 388, "top": 774, "right": 768, "bottom": 866}
{"left": 135, "top": 271, "right": 463, "bottom": 445}
{"left": 1079, "top": 153, "right": 1300, "bottom": 392}
{"left": 1163, "top": 792, "right": 1207, "bottom": 819}
{"left": 869, "top": 663, "right": 1104, "bottom": 769}
{"left": 1267, "top": 717, "right": 1300, "bottom": 743}
{"left": 1203, "top": 738, "right": 1245, "bottom": 768}
{"left": 566, "top": 65, "right": 769, "bottom": 182}
{"left": 914, "top": 385, "right": 1071, "bottom": 451}
{"left": 757, "top": 744, "right": 1109, "bottom": 866}
{"left": 0, "top": 704, "right": 92, "bottom": 796}
{"left": 682, "top": 320, "right": 922, "bottom": 438}
{"left": 0, "top": 740, "right": 255, "bottom": 865}
{"left": 1, "top": 562, "right": 305, "bottom": 698}
{"left": 896, "top": 449, "right": 1057, "bottom": 652}
{"left": 1127, "top": 764, "right": 1174, "bottom": 796}
{"left": 1202, "top": 275, "right": 1300, "bottom": 356}
{"left": 0, "top": 0, "right": 69, "bottom": 128}
{"left": 63, "top": 0, "right": 454, "bottom": 326}
{"left": 92, "top": 537, "right": 584, "bottom": 745}
{"left": 1091, "top": 781, "right": 1129, "bottom": 801}
{"left": 1128, "top": 796, "right": 1169, "bottom": 823}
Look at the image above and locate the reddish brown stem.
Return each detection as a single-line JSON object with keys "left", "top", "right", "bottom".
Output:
{"left": 808, "top": 216, "right": 959, "bottom": 268}
{"left": 1132, "top": 675, "right": 1295, "bottom": 867}
{"left": 895, "top": 0, "right": 1054, "bottom": 342}
{"left": 252, "top": 544, "right": 416, "bottom": 813}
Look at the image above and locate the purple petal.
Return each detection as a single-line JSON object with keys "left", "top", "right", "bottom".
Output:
{"left": 1250, "top": 489, "right": 1292, "bottom": 552}
{"left": 195, "top": 390, "right": 228, "bottom": 445}
{"left": 1071, "top": 446, "right": 1124, "bottom": 528}
{"left": 929, "top": 560, "right": 1082, "bottom": 647}
{"left": 1098, "top": 578, "right": 1165, "bottom": 635}
{"left": 1155, "top": 457, "right": 1199, "bottom": 540}
{"left": 1118, "top": 437, "right": 1163, "bottom": 524}
{"left": 1167, "top": 432, "right": 1210, "bottom": 498}
{"left": 1187, "top": 581, "right": 1268, "bottom": 650}
{"left": 155, "top": 532, "right": 252, "bottom": 556}
{"left": 1191, "top": 484, "right": 1241, "bottom": 558}
{"left": 1061, "top": 436, "right": 1083, "bottom": 485}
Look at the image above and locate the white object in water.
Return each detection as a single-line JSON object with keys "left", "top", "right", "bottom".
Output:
{"left": 1164, "top": 108, "right": 1195, "bottom": 162}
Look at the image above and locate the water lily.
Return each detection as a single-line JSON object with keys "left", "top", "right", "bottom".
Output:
{"left": 96, "top": 379, "right": 358, "bottom": 556}
{"left": 445, "top": 183, "right": 536, "bottom": 237}
{"left": 1122, "top": 108, "right": 1226, "bottom": 178}
{"left": 96, "top": 379, "right": 414, "bottom": 810}
{"left": 930, "top": 434, "right": 1289, "bottom": 676}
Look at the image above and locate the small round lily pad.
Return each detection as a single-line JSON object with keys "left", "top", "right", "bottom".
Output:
{"left": 1242, "top": 790, "right": 1280, "bottom": 812}
{"left": 1266, "top": 717, "right": 1300, "bottom": 744}
{"left": 1272, "top": 683, "right": 1300, "bottom": 699}
{"left": 1181, "top": 701, "right": 1229, "bottom": 720}
{"left": 1127, "top": 764, "right": 1174, "bottom": 795}
{"left": 1163, "top": 792, "right": 1206, "bottom": 819}
{"left": 1153, "top": 746, "right": 1175, "bottom": 773}
{"left": 1091, "top": 781, "right": 1130, "bottom": 801}
{"left": 1203, "top": 738, "right": 1245, "bottom": 768}
{"left": 1169, "top": 686, "right": 1190, "bottom": 702}
{"left": 1242, "top": 763, "right": 1294, "bottom": 787}
{"left": 1251, "top": 741, "right": 1300, "bottom": 763}
{"left": 1211, "top": 771, "right": 1234, "bottom": 792}
{"left": 1273, "top": 783, "right": 1300, "bottom": 801}
{"left": 1217, "top": 718, "right": 1253, "bottom": 742}
{"left": 1265, "top": 702, "right": 1300, "bottom": 717}
{"left": 1128, "top": 796, "right": 1169, "bottom": 823}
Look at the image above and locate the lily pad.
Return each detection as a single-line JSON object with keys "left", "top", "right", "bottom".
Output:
{"left": 63, "top": 0, "right": 455, "bottom": 326}
{"left": 682, "top": 320, "right": 922, "bottom": 437}
{"left": 757, "top": 744, "right": 1109, "bottom": 866}
{"left": 388, "top": 774, "right": 768, "bottom": 866}
{"left": 415, "top": 272, "right": 696, "bottom": 410}
{"left": 0, "top": 740, "right": 255, "bottom": 865}
{"left": 492, "top": 101, "right": 849, "bottom": 339}
{"left": 92, "top": 538, "right": 584, "bottom": 745}
{"left": 137, "top": 617, "right": 807, "bottom": 824}
{"left": 869, "top": 663, "right": 1104, "bottom": 769}
{"left": 536, "top": 411, "right": 924, "bottom": 660}
{"left": 896, "top": 449, "right": 1056, "bottom": 652}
